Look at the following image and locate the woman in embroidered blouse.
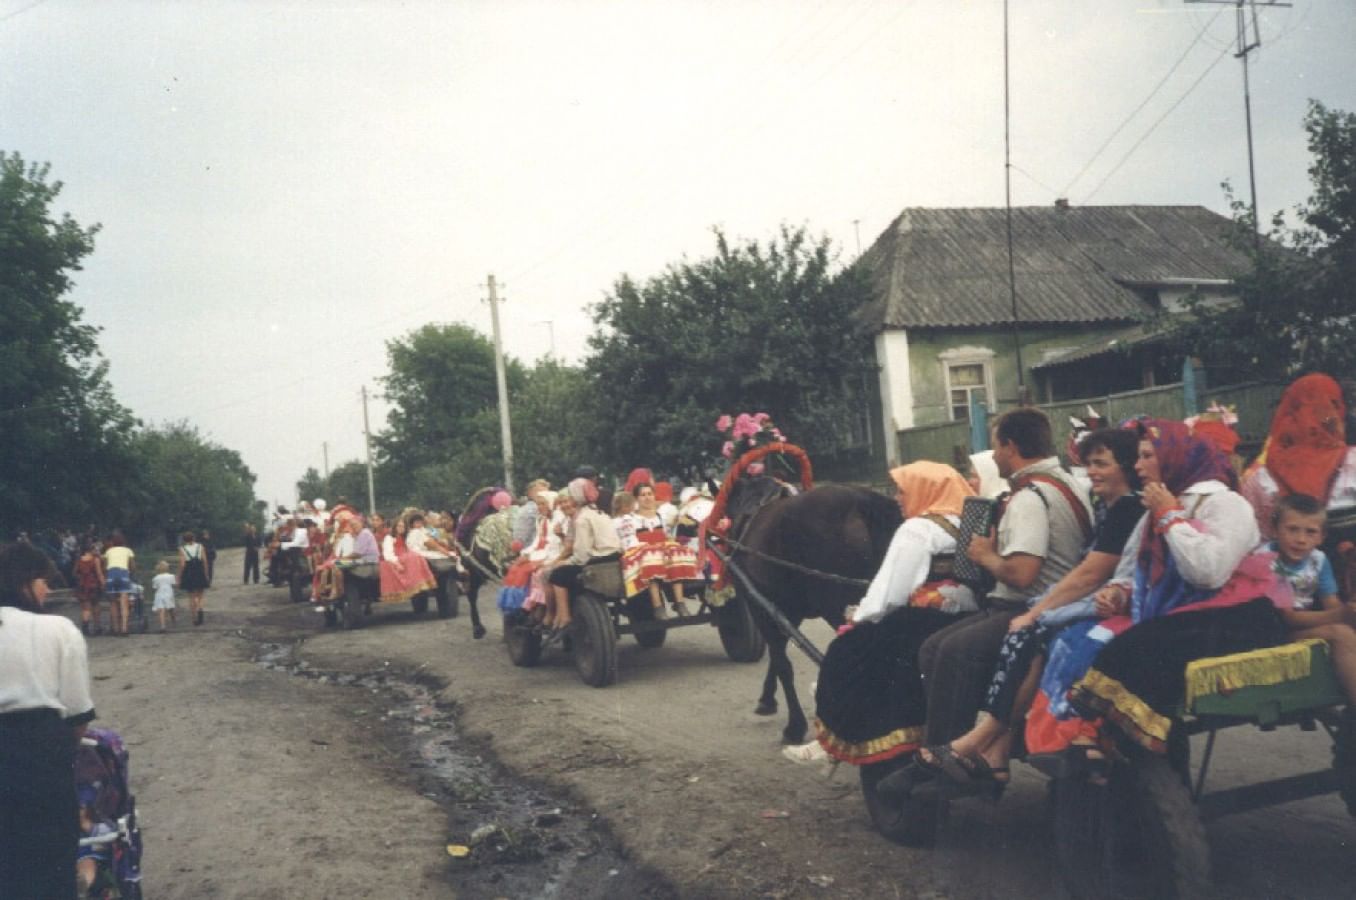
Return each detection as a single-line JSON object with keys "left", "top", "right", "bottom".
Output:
{"left": 1031, "top": 418, "right": 1287, "bottom": 758}
{"left": 621, "top": 482, "right": 700, "bottom": 618}
{"left": 379, "top": 515, "right": 437, "bottom": 605}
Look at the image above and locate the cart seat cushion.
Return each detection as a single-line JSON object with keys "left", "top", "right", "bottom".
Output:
{"left": 1184, "top": 639, "right": 1328, "bottom": 708}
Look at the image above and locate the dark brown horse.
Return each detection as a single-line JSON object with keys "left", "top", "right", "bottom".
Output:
{"left": 723, "top": 477, "right": 902, "bottom": 743}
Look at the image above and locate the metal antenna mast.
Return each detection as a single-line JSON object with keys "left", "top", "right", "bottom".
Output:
{"left": 1187, "top": 0, "right": 1293, "bottom": 245}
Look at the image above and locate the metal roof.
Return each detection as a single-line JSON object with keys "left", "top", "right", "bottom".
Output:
{"left": 858, "top": 206, "right": 1250, "bottom": 330}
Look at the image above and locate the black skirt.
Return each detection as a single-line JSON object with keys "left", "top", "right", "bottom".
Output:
{"left": 181, "top": 557, "right": 209, "bottom": 591}
{"left": 0, "top": 708, "right": 79, "bottom": 900}
{"left": 814, "top": 607, "right": 961, "bottom": 764}
{"left": 1070, "top": 597, "right": 1286, "bottom": 752}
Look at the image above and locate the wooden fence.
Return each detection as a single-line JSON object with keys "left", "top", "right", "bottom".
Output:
{"left": 895, "top": 378, "right": 1285, "bottom": 467}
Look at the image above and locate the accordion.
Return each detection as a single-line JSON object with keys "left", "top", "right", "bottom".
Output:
{"left": 951, "top": 496, "right": 998, "bottom": 596}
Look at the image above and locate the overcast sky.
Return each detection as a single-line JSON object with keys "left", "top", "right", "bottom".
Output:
{"left": 3, "top": 0, "right": 1353, "bottom": 508}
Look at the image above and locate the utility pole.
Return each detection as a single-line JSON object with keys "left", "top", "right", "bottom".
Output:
{"left": 485, "top": 274, "right": 515, "bottom": 494}
{"left": 1003, "top": 0, "right": 1028, "bottom": 404}
{"left": 360, "top": 386, "right": 376, "bottom": 514}
{"left": 1187, "top": 0, "right": 1293, "bottom": 246}
{"left": 322, "top": 441, "right": 329, "bottom": 480}
{"left": 852, "top": 219, "right": 862, "bottom": 257}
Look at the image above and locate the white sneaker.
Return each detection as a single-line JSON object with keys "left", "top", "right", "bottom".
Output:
{"left": 782, "top": 741, "right": 828, "bottom": 764}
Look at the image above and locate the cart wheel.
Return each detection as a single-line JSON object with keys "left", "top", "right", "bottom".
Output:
{"left": 412, "top": 594, "right": 430, "bottom": 615}
{"left": 629, "top": 600, "right": 666, "bottom": 649}
{"left": 858, "top": 760, "right": 945, "bottom": 846}
{"left": 1051, "top": 772, "right": 1111, "bottom": 899}
{"left": 1058, "top": 755, "right": 1212, "bottom": 900}
{"left": 572, "top": 592, "right": 618, "bottom": 687}
{"left": 341, "top": 594, "right": 365, "bottom": 630}
{"left": 436, "top": 579, "right": 459, "bottom": 619}
{"left": 323, "top": 606, "right": 338, "bottom": 627}
{"left": 716, "top": 591, "right": 766, "bottom": 662}
{"left": 1334, "top": 706, "right": 1356, "bottom": 817}
{"left": 505, "top": 618, "right": 543, "bottom": 667}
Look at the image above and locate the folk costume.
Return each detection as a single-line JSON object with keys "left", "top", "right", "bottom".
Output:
{"left": 1028, "top": 419, "right": 1289, "bottom": 755}
{"left": 378, "top": 533, "right": 436, "bottom": 604}
{"left": 814, "top": 462, "right": 977, "bottom": 765}
{"left": 620, "top": 512, "right": 700, "bottom": 598}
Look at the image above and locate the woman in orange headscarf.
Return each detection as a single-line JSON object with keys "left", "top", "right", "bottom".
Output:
{"left": 811, "top": 461, "right": 978, "bottom": 765}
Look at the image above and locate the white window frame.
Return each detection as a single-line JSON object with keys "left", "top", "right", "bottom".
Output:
{"left": 939, "top": 347, "right": 997, "bottom": 423}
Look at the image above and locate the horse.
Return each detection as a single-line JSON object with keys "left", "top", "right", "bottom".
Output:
{"left": 722, "top": 477, "right": 902, "bottom": 744}
{"left": 454, "top": 486, "right": 516, "bottom": 641}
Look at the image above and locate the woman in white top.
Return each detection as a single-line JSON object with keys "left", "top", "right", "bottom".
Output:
{"left": 0, "top": 541, "right": 96, "bottom": 898}
{"left": 813, "top": 462, "right": 977, "bottom": 764}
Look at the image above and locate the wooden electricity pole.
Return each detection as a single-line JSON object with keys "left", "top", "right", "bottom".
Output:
{"left": 361, "top": 386, "right": 376, "bottom": 514}
{"left": 486, "top": 274, "right": 515, "bottom": 494}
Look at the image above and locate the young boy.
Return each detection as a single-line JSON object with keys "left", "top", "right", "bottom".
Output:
{"left": 1269, "top": 494, "right": 1356, "bottom": 703}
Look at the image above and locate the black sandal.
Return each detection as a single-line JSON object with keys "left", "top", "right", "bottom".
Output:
{"left": 1068, "top": 743, "right": 1110, "bottom": 786}
{"left": 917, "top": 745, "right": 1009, "bottom": 800}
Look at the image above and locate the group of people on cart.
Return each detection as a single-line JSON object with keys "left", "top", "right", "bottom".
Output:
{"left": 492, "top": 468, "right": 716, "bottom": 633}
{"left": 811, "top": 372, "right": 1356, "bottom": 804}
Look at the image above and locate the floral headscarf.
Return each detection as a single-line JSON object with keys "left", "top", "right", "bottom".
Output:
{"left": 1130, "top": 417, "right": 1237, "bottom": 495}
{"left": 1265, "top": 373, "right": 1347, "bottom": 501}
{"left": 888, "top": 461, "right": 974, "bottom": 519}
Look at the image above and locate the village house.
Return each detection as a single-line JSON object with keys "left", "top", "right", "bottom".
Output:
{"left": 855, "top": 204, "right": 1253, "bottom": 464}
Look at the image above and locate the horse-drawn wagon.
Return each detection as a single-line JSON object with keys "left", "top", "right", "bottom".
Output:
{"left": 861, "top": 637, "right": 1356, "bottom": 899}
{"left": 500, "top": 561, "right": 765, "bottom": 687}
{"left": 314, "top": 557, "right": 461, "bottom": 629}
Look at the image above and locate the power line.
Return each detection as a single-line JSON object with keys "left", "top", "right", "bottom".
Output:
{"left": 0, "top": 0, "right": 49, "bottom": 25}
{"left": 1082, "top": 40, "right": 1234, "bottom": 203}
{"left": 1061, "top": 6, "right": 1226, "bottom": 197}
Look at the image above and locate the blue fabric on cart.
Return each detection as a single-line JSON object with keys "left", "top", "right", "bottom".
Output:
{"left": 497, "top": 585, "right": 528, "bottom": 614}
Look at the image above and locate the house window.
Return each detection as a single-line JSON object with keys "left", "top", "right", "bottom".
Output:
{"left": 940, "top": 348, "right": 996, "bottom": 422}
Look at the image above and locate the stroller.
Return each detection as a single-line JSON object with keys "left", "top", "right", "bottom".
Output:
{"left": 75, "top": 727, "right": 143, "bottom": 899}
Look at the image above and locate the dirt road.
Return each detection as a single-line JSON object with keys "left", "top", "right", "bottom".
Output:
{"left": 77, "top": 548, "right": 1353, "bottom": 899}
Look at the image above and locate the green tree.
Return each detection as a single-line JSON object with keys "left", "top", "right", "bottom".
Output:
{"left": 1164, "top": 101, "right": 1356, "bottom": 376}
{"left": 125, "top": 422, "right": 258, "bottom": 546}
{"left": 378, "top": 324, "right": 525, "bottom": 474}
{"left": 510, "top": 358, "right": 594, "bottom": 490}
{"left": 295, "top": 467, "right": 326, "bottom": 505}
{"left": 0, "top": 153, "right": 141, "bottom": 534}
{"left": 584, "top": 226, "right": 874, "bottom": 476}
{"left": 325, "top": 460, "right": 372, "bottom": 510}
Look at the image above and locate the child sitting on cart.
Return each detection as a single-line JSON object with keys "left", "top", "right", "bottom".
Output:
{"left": 1264, "top": 493, "right": 1356, "bottom": 704}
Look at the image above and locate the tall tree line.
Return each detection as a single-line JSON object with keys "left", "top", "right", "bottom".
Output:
{"left": 0, "top": 153, "right": 259, "bottom": 543}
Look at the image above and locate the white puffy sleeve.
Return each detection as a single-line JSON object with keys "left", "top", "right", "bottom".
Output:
{"left": 853, "top": 516, "right": 957, "bottom": 624}
{"left": 1162, "top": 490, "right": 1261, "bottom": 590}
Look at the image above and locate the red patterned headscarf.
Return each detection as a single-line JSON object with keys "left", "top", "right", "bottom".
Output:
{"left": 1266, "top": 373, "right": 1347, "bottom": 501}
{"left": 624, "top": 468, "right": 654, "bottom": 494}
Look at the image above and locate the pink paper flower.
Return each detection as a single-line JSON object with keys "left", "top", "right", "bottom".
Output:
{"left": 732, "top": 413, "right": 758, "bottom": 440}
{"left": 753, "top": 412, "right": 771, "bottom": 424}
{"left": 721, "top": 440, "right": 734, "bottom": 459}
{"left": 715, "top": 414, "right": 732, "bottom": 432}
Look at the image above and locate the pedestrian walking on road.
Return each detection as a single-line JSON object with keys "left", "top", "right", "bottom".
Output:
{"left": 102, "top": 533, "right": 135, "bottom": 638}
{"left": 72, "top": 543, "right": 105, "bottom": 636}
{"left": 242, "top": 524, "right": 260, "bottom": 584}
{"left": 151, "top": 560, "right": 177, "bottom": 633}
{"left": 178, "top": 532, "right": 210, "bottom": 626}
{"left": 0, "top": 540, "right": 97, "bottom": 900}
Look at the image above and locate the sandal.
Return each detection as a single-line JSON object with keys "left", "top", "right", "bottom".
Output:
{"left": 917, "top": 745, "right": 1009, "bottom": 800}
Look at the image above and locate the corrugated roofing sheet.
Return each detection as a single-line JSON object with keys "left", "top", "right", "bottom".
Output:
{"left": 861, "top": 206, "right": 1250, "bottom": 329}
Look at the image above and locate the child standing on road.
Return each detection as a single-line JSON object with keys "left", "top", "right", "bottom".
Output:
{"left": 1267, "top": 494, "right": 1356, "bottom": 703}
{"left": 151, "top": 560, "right": 177, "bottom": 633}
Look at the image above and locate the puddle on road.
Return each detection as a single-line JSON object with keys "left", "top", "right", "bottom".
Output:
{"left": 255, "top": 641, "right": 674, "bottom": 900}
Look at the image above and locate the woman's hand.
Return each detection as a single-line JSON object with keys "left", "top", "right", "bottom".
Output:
{"left": 1008, "top": 610, "right": 1037, "bottom": 633}
{"left": 1141, "top": 482, "right": 1177, "bottom": 518}
{"left": 1094, "top": 584, "right": 1127, "bottom": 618}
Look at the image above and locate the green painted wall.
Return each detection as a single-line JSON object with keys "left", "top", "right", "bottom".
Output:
{"left": 904, "top": 324, "right": 1133, "bottom": 426}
